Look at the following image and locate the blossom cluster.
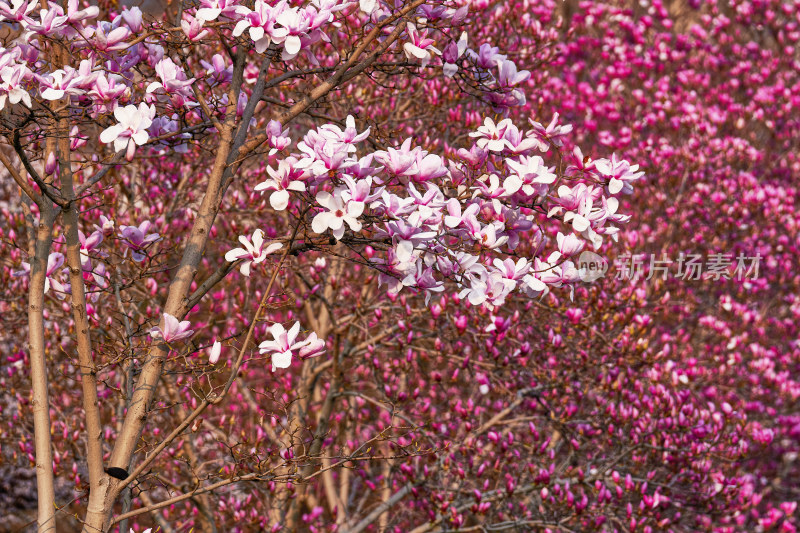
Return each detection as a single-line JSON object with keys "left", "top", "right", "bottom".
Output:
{"left": 236, "top": 113, "right": 640, "bottom": 309}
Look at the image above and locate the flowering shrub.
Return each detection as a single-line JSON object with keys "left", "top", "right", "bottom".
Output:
{"left": 0, "top": 0, "right": 798, "bottom": 532}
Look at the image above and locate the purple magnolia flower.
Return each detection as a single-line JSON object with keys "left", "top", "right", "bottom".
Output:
{"left": 150, "top": 313, "right": 194, "bottom": 343}
{"left": 442, "top": 31, "right": 468, "bottom": 78}
{"left": 118, "top": 221, "right": 161, "bottom": 262}
{"left": 496, "top": 59, "right": 530, "bottom": 88}
{"left": 201, "top": 54, "right": 232, "bottom": 86}
{"left": 89, "top": 21, "right": 131, "bottom": 51}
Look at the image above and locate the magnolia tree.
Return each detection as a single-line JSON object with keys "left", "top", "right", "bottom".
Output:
{"left": 0, "top": 0, "right": 644, "bottom": 530}
{"left": 4, "top": 0, "right": 798, "bottom": 532}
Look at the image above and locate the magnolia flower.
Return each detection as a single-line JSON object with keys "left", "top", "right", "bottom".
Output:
{"left": 311, "top": 191, "right": 363, "bottom": 240}
{"left": 505, "top": 155, "right": 556, "bottom": 197}
{"left": 556, "top": 231, "right": 584, "bottom": 257}
{"left": 78, "top": 229, "right": 104, "bottom": 270}
{"left": 528, "top": 112, "right": 573, "bottom": 147}
{"left": 254, "top": 161, "right": 307, "bottom": 211}
{"left": 114, "top": 6, "right": 141, "bottom": 31}
{"left": 13, "top": 252, "right": 69, "bottom": 298}
{"left": 196, "top": 0, "right": 236, "bottom": 22}
{"left": 403, "top": 23, "right": 440, "bottom": 68}
{"left": 0, "top": 0, "right": 35, "bottom": 23}
{"left": 224, "top": 229, "right": 283, "bottom": 276}
{"left": 181, "top": 13, "right": 211, "bottom": 41}
{"left": 359, "top": 0, "right": 377, "bottom": 13}
{"left": 266, "top": 120, "right": 291, "bottom": 154}
{"left": 442, "top": 31, "right": 468, "bottom": 77}
{"left": 38, "top": 68, "right": 83, "bottom": 100}
{"left": 469, "top": 117, "right": 514, "bottom": 152}
{"left": 208, "top": 340, "right": 221, "bottom": 364}
{"left": 93, "top": 215, "right": 115, "bottom": 235}
{"left": 594, "top": 154, "right": 644, "bottom": 195}
{"left": 259, "top": 322, "right": 325, "bottom": 371}
{"left": 27, "top": 5, "right": 68, "bottom": 35}
{"left": 118, "top": 221, "right": 161, "bottom": 262}
{"left": 150, "top": 313, "right": 194, "bottom": 343}
{"left": 146, "top": 57, "right": 195, "bottom": 96}
{"left": 318, "top": 115, "right": 370, "bottom": 147}
{"left": 90, "top": 22, "right": 132, "bottom": 51}
{"left": 0, "top": 65, "right": 32, "bottom": 110}
{"left": 99, "top": 103, "right": 156, "bottom": 160}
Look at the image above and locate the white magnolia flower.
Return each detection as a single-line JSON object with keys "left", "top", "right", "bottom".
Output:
{"left": 311, "top": 191, "right": 363, "bottom": 240}
{"left": 99, "top": 103, "right": 155, "bottom": 160}
{"left": 224, "top": 228, "right": 283, "bottom": 276}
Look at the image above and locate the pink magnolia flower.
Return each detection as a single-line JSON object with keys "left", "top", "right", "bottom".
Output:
{"left": 374, "top": 138, "right": 419, "bottom": 176}
{"left": 556, "top": 231, "right": 584, "bottom": 257}
{"left": 87, "top": 73, "right": 130, "bottom": 114}
{"left": 181, "top": 13, "right": 211, "bottom": 41}
{"left": 93, "top": 215, "right": 115, "bottom": 235}
{"left": 318, "top": 115, "right": 370, "bottom": 147}
{"left": 27, "top": 5, "right": 68, "bottom": 35}
{"left": 224, "top": 229, "right": 283, "bottom": 276}
{"left": 266, "top": 120, "right": 291, "bottom": 155}
{"left": 38, "top": 68, "right": 83, "bottom": 100}
{"left": 196, "top": 0, "right": 237, "bottom": 22}
{"left": 594, "top": 154, "right": 644, "bottom": 195}
{"left": 254, "top": 160, "right": 307, "bottom": 211}
{"left": 496, "top": 59, "right": 530, "bottom": 88}
{"left": 444, "top": 200, "right": 480, "bottom": 229}
{"left": 13, "top": 252, "right": 69, "bottom": 298}
{"left": 403, "top": 23, "right": 440, "bottom": 68}
{"left": 99, "top": 103, "right": 155, "bottom": 160}
{"left": 89, "top": 22, "right": 131, "bottom": 51}
{"left": 505, "top": 155, "right": 556, "bottom": 197}
{"left": 0, "top": 0, "right": 35, "bottom": 24}
{"left": 65, "top": 0, "right": 98, "bottom": 24}
{"left": 78, "top": 229, "right": 104, "bottom": 270}
{"left": 118, "top": 221, "right": 161, "bottom": 262}
{"left": 0, "top": 65, "right": 32, "bottom": 110}
{"left": 146, "top": 58, "right": 196, "bottom": 99}
{"left": 311, "top": 191, "right": 363, "bottom": 240}
{"left": 528, "top": 112, "right": 573, "bottom": 148}
{"left": 232, "top": 0, "right": 282, "bottom": 54}
{"left": 259, "top": 322, "right": 325, "bottom": 371}
{"left": 150, "top": 313, "right": 194, "bottom": 343}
